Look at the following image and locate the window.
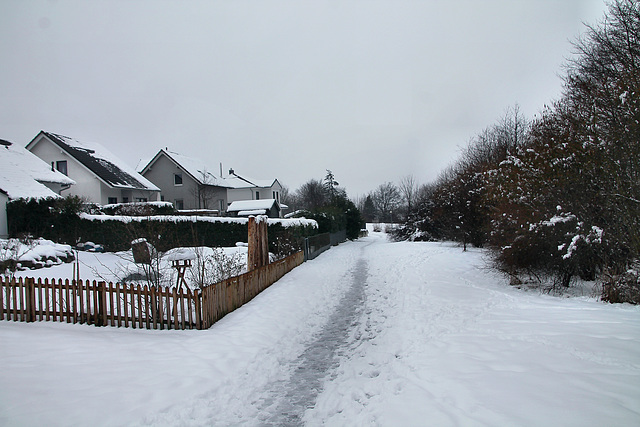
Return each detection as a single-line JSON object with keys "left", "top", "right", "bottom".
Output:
{"left": 56, "top": 160, "right": 68, "bottom": 176}
{"left": 255, "top": 191, "right": 260, "bottom": 200}
{"left": 135, "top": 198, "right": 147, "bottom": 202}
{"left": 175, "top": 199, "right": 184, "bottom": 210}
{"left": 174, "top": 173, "right": 183, "bottom": 186}
{"left": 108, "top": 197, "right": 117, "bottom": 204}
{"left": 273, "top": 191, "right": 279, "bottom": 201}
{"left": 122, "top": 197, "right": 129, "bottom": 203}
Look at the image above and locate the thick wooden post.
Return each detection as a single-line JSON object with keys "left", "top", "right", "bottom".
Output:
{"left": 97, "top": 281, "right": 107, "bottom": 327}
{"left": 248, "top": 215, "right": 269, "bottom": 271}
{"left": 25, "top": 278, "right": 36, "bottom": 322}
{"left": 260, "top": 218, "right": 269, "bottom": 267}
{"left": 248, "top": 216, "right": 260, "bottom": 270}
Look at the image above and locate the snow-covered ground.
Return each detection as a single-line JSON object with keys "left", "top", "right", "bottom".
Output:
{"left": 1, "top": 230, "right": 639, "bottom": 426}
{"left": 7, "top": 242, "right": 249, "bottom": 290}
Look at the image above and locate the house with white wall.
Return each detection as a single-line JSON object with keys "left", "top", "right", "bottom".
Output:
{"left": 226, "top": 199, "right": 282, "bottom": 218}
{"left": 0, "top": 138, "right": 75, "bottom": 238}
{"left": 226, "top": 169, "right": 283, "bottom": 205}
{"left": 140, "top": 150, "right": 284, "bottom": 216}
{"left": 139, "top": 149, "right": 228, "bottom": 212}
{"left": 26, "top": 131, "right": 159, "bottom": 205}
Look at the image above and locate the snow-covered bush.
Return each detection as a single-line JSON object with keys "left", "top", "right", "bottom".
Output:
{"left": 184, "top": 247, "right": 245, "bottom": 289}
{"left": 100, "top": 201, "right": 175, "bottom": 216}
{"left": 0, "top": 237, "right": 74, "bottom": 280}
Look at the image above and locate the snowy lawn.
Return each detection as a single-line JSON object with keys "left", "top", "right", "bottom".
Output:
{"left": 1, "top": 231, "right": 639, "bottom": 426}
{"left": 8, "top": 243, "right": 249, "bottom": 290}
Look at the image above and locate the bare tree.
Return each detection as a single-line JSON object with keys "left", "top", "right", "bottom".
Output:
{"left": 192, "top": 169, "right": 221, "bottom": 210}
{"left": 296, "top": 178, "right": 327, "bottom": 211}
{"left": 373, "top": 182, "right": 401, "bottom": 222}
{"left": 399, "top": 175, "right": 418, "bottom": 217}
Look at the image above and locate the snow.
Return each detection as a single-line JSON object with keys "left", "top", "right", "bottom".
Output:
{"left": 0, "top": 143, "right": 74, "bottom": 200}
{"left": 44, "top": 132, "right": 160, "bottom": 191}
{"left": 10, "top": 245, "right": 248, "bottom": 290}
{"left": 149, "top": 150, "right": 228, "bottom": 187}
{"left": 1, "top": 238, "right": 74, "bottom": 271}
{"left": 238, "top": 209, "right": 267, "bottom": 216}
{"left": 103, "top": 201, "right": 174, "bottom": 209}
{"left": 1, "top": 230, "right": 639, "bottom": 426}
{"left": 227, "top": 199, "right": 279, "bottom": 212}
{"left": 225, "top": 174, "right": 277, "bottom": 190}
{"left": 140, "top": 150, "right": 278, "bottom": 191}
{"left": 15, "top": 240, "right": 72, "bottom": 263}
{"left": 79, "top": 212, "right": 318, "bottom": 228}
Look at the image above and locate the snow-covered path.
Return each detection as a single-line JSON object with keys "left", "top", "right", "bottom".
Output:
{"left": 1, "top": 231, "right": 640, "bottom": 426}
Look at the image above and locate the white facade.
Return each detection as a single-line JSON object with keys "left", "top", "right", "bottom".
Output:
{"left": 29, "top": 139, "right": 103, "bottom": 201}
{"left": 27, "top": 132, "right": 159, "bottom": 205}
{"left": 0, "top": 140, "right": 74, "bottom": 238}
{"left": 226, "top": 178, "right": 283, "bottom": 205}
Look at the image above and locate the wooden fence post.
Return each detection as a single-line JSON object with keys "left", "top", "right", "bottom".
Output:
{"left": 247, "top": 216, "right": 257, "bottom": 271}
{"left": 248, "top": 215, "right": 269, "bottom": 272}
{"left": 260, "top": 218, "right": 269, "bottom": 267}
{"left": 97, "top": 281, "right": 107, "bottom": 327}
{"left": 25, "top": 278, "right": 36, "bottom": 322}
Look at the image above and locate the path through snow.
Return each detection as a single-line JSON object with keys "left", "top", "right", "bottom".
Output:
{"left": 1, "top": 231, "right": 639, "bottom": 426}
{"left": 258, "top": 256, "right": 369, "bottom": 425}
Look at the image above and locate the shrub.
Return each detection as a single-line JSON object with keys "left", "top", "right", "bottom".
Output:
{"left": 101, "top": 202, "right": 176, "bottom": 216}
{"left": 601, "top": 265, "right": 640, "bottom": 304}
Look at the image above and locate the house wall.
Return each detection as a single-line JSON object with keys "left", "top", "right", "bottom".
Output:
{"left": 29, "top": 136, "right": 158, "bottom": 205}
{"left": 227, "top": 181, "right": 283, "bottom": 204}
{"left": 266, "top": 180, "right": 283, "bottom": 202}
{"left": 199, "top": 186, "right": 228, "bottom": 212}
{"left": 0, "top": 193, "right": 8, "bottom": 238}
{"left": 29, "top": 139, "right": 103, "bottom": 203}
{"left": 227, "top": 188, "right": 255, "bottom": 204}
{"left": 41, "top": 181, "right": 66, "bottom": 195}
{"left": 143, "top": 154, "right": 227, "bottom": 211}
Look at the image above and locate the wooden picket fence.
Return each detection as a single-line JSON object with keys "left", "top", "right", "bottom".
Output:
{"left": 200, "top": 250, "right": 305, "bottom": 328}
{"left": 0, "top": 251, "right": 304, "bottom": 331}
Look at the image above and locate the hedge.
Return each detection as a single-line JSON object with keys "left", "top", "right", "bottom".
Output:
{"left": 7, "top": 197, "right": 318, "bottom": 255}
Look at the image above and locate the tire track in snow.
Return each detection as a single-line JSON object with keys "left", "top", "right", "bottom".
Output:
{"left": 256, "top": 255, "right": 370, "bottom": 425}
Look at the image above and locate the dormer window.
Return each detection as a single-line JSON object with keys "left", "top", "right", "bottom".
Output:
{"left": 174, "top": 173, "right": 183, "bottom": 186}
{"left": 56, "top": 160, "right": 68, "bottom": 176}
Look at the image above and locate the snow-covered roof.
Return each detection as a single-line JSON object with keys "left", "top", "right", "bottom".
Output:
{"left": 0, "top": 140, "right": 75, "bottom": 200}
{"left": 227, "top": 199, "right": 280, "bottom": 212}
{"left": 32, "top": 131, "right": 159, "bottom": 192}
{"left": 238, "top": 209, "right": 267, "bottom": 216}
{"left": 225, "top": 174, "right": 278, "bottom": 189}
{"left": 142, "top": 149, "right": 229, "bottom": 187}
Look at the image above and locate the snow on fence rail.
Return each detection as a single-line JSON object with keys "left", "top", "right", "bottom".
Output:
{"left": 1, "top": 251, "right": 304, "bottom": 331}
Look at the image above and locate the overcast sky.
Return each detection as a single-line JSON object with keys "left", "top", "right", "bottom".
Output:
{"left": 1, "top": 0, "right": 608, "bottom": 197}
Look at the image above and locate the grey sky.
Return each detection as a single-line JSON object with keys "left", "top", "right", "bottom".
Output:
{"left": 1, "top": 0, "right": 608, "bottom": 197}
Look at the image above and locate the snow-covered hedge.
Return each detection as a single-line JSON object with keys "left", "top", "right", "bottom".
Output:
{"left": 7, "top": 197, "right": 318, "bottom": 254}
